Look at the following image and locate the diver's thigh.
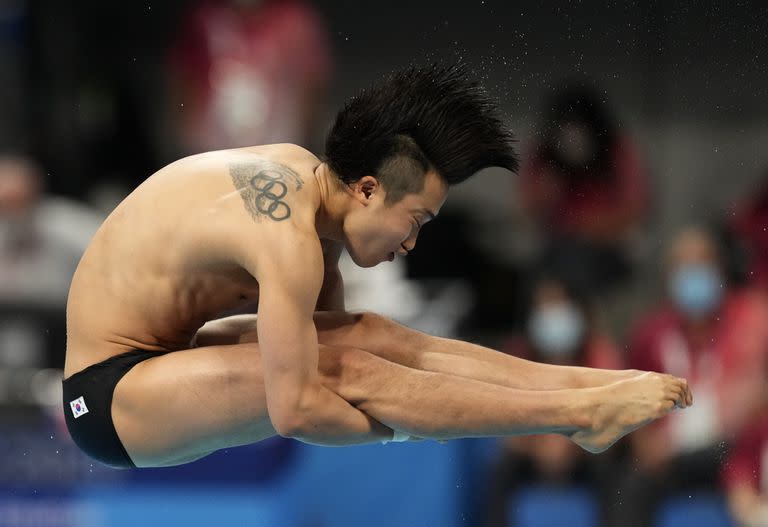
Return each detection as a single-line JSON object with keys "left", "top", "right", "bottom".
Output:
{"left": 194, "top": 310, "right": 422, "bottom": 368}
{"left": 111, "top": 343, "right": 275, "bottom": 467}
{"left": 313, "top": 311, "right": 423, "bottom": 368}
{"left": 192, "top": 314, "right": 260, "bottom": 347}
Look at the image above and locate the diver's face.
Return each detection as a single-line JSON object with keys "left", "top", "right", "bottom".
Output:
{"left": 344, "top": 170, "right": 447, "bottom": 267}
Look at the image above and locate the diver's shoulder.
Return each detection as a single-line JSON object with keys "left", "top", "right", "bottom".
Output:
{"left": 229, "top": 143, "right": 320, "bottom": 163}
{"left": 165, "top": 143, "right": 318, "bottom": 163}
{"left": 155, "top": 145, "right": 319, "bottom": 179}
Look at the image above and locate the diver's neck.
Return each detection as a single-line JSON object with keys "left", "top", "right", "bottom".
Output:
{"left": 313, "top": 163, "right": 347, "bottom": 241}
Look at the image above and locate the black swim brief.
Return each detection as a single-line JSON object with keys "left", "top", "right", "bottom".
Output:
{"left": 62, "top": 349, "right": 168, "bottom": 469}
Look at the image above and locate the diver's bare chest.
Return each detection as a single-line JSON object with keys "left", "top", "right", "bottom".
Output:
{"left": 211, "top": 274, "right": 261, "bottom": 312}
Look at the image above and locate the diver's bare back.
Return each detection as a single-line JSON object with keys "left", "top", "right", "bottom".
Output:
{"left": 65, "top": 144, "right": 322, "bottom": 378}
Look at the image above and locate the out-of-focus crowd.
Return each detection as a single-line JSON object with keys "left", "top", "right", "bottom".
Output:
{"left": 1, "top": 2, "right": 767, "bottom": 526}
{"left": 478, "top": 84, "right": 768, "bottom": 527}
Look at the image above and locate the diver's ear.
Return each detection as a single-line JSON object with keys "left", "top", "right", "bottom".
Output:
{"left": 350, "top": 176, "right": 380, "bottom": 204}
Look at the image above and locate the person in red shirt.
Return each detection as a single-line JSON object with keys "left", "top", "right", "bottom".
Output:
{"left": 723, "top": 408, "right": 768, "bottom": 527}
{"left": 166, "top": 0, "right": 332, "bottom": 154}
{"left": 487, "top": 274, "right": 625, "bottom": 527}
{"left": 519, "top": 81, "right": 649, "bottom": 295}
{"left": 606, "top": 227, "right": 768, "bottom": 527}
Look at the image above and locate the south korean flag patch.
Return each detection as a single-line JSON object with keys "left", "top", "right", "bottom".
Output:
{"left": 70, "top": 396, "right": 89, "bottom": 419}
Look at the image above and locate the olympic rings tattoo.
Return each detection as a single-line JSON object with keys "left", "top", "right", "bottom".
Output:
{"left": 229, "top": 162, "right": 304, "bottom": 222}
{"left": 251, "top": 171, "right": 290, "bottom": 221}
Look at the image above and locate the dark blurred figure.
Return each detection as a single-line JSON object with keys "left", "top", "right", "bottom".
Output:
{"left": 0, "top": 1, "right": 28, "bottom": 151}
{"left": 0, "top": 155, "right": 102, "bottom": 374}
{"left": 486, "top": 274, "right": 624, "bottom": 527}
{"left": 607, "top": 227, "right": 768, "bottom": 527}
{"left": 730, "top": 171, "right": 768, "bottom": 290}
{"left": 165, "top": 0, "right": 332, "bottom": 155}
{"left": 405, "top": 209, "right": 524, "bottom": 337}
{"left": 519, "top": 81, "right": 649, "bottom": 296}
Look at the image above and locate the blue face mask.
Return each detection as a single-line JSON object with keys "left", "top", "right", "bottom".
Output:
{"left": 527, "top": 304, "right": 585, "bottom": 358}
{"left": 669, "top": 264, "right": 723, "bottom": 317}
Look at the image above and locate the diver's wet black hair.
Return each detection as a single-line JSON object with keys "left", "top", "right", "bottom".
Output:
{"left": 324, "top": 63, "right": 518, "bottom": 202}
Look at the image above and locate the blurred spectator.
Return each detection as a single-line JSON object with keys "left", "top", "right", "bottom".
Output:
{"left": 723, "top": 407, "right": 768, "bottom": 527}
{"left": 166, "top": 0, "right": 332, "bottom": 155}
{"left": 0, "top": 155, "right": 102, "bottom": 374}
{"left": 518, "top": 80, "right": 649, "bottom": 296}
{"left": 486, "top": 274, "right": 623, "bottom": 527}
{"left": 607, "top": 227, "right": 768, "bottom": 527}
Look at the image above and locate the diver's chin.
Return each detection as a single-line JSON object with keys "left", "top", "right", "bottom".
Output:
{"left": 347, "top": 250, "right": 377, "bottom": 268}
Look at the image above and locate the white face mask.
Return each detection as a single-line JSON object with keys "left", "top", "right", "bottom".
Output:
{"left": 668, "top": 263, "right": 723, "bottom": 318}
{"left": 527, "top": 303, "right": 586, "bottom": 358}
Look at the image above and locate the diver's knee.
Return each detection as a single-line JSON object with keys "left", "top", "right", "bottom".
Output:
{"left": 319, "top": 346, "right": 380, "bottom": 397}
{"left": 354, "top": 311, "right": 396, "bottom": 333}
